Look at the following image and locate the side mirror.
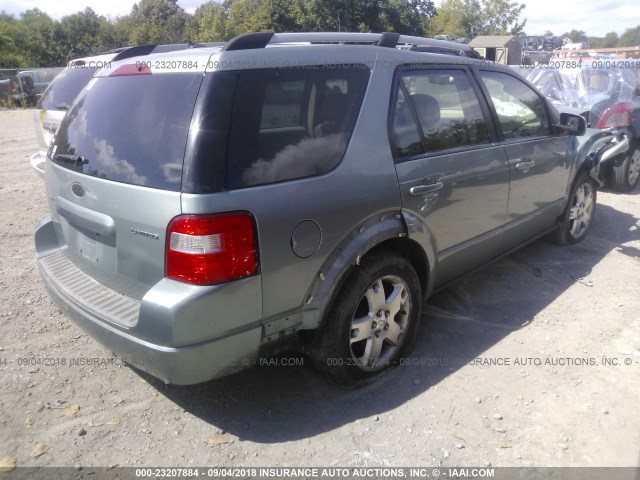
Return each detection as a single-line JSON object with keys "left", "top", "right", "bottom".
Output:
{"left": 557, "top": 112, "right": 586, "bottom": 136}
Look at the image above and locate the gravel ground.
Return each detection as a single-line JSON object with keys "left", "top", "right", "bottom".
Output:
{"left": 0, "top": 108, "right": 639, "bottom": 469}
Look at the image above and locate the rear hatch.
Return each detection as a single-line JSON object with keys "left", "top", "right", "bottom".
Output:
{"left": 46, "top": 67, "right": 203, "bottom": 300}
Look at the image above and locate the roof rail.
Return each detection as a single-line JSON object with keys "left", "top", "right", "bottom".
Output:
{"left": 114, "top": 44, "right": 175, "bottom": 62}
{"left": 377, "top": 32, "right": 400, "bottom": 48}
{"left": 102, "top": 47, "right": 129, "bottom": 54}
{"left": 112, "top": 42, "right": 226, "bottom": 62}
{"left": 408, "top": 44, "right": 484, "bottom": 59}
{"left": 220, "top": 32, "right": 481, "bottom": 57}
{"left": 224, "top": 32, "right": 275, "bottom": 51}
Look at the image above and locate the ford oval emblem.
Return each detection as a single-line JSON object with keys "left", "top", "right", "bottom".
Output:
{"left": 71, "top": 182, "right": 85, "bottom": 198}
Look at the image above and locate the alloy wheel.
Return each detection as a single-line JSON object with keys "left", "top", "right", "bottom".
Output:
{"left": 349, "top": 275, "right": 412, "bottom": 372}
{"left": 568, "top": 182, "right": 594, "bottom": 239}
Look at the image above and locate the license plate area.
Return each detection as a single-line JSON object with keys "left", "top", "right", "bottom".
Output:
{"left": 67, "top": 227, "right": 117, "bottom": 275}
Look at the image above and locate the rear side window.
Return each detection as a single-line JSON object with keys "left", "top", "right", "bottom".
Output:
{"left": 260, "top": 80, "right": 306, "bottom": 129}
{"left": 225, "top": 65, "right": 370, "bottom": 188}
{"left": 391, "top": 88, "right": 424, "bottom": 157}
{"left": 390, "top": 69, "right": 490, "bottom": 158}
{"left": 37, "top": 67, "right": 97, "bottom": 110}
{"left": 51, "top": 73, "right": 202, "bottom": 191}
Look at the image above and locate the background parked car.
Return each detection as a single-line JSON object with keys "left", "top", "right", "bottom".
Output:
{"left": 0, "top": 72, "right": 37, "bottom": 106}
{"left": 528, "top": 61, "right": 640, "bottom": 191}
{"left": 31, "top": 52, "right": 119, "bottom": 176}
{"left": 18, "top": 68, "right": 64, "bottom": 97}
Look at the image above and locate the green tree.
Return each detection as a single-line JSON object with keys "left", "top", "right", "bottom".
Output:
{"left": 381, "top": 0, "right": 435, "bottom": 35}
{"left": 592, "top": 32, "right": 617, "bottom": 48}
{"left": 60, "top": 8, "right": 107, "bottom": 58}
{"left": 561, "top": 29, "right": 587, "bottom": 43}
{"left": 426, "top": 0, "right": 524, "bottom": 38}
{"left": 234, "top": 0, "right": 436, "bottom": 36}
{"left": 129, "top": 0, "right": 188, "bottom": 44}
{"left": 110, "top": 16, "right": 134, "bottom": 48}
{"left": 188, "top": 2, "right": 229, "bottom": 41}
{"left": 251, "top": 0, "right": 303, "bottom": 33}
{"left": 289, "top": 0, "right": 371, "bottom": 32}
{"left": 17, "top": 9, "right": 68, "bottom": 66}
{"left": 427, "top": 0, "right": 471, "bottom": 38}
{"left": 225, "top": 0, "right": 263, "bottom": 38}
{"left": 481, "top": 0, "right": 525, "bottom": 35}
{"left": 0, "top": 12, "right": 27, "bottom": 67}
{"left": 617, "top": 25, "right": 640, "bottom": 47}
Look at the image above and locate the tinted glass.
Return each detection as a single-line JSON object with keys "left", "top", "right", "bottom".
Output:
{"left": 20, "top": 75, "right": 35, "bottom": 94}
{"left": 51, "top": 73, "right": 202, "bottom": 191}
{"left": 480, "top": 71, "right": 550, "bottom": 139}
{"left": 261, "top": 80, "right": 306, "bottom": 129}
{"left": 37, "top": 67, "right": 97, "bottom": 110}
{"left": 391, "top": 70, "right": 489, "bottom": 157}
{"left": 390, "top": 88, "right": 424, "bottom": 157}
{"left": 226, "top": 65, "right": 370, "bottom": 188}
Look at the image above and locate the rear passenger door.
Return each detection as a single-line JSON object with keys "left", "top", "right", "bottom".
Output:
{"left": 475, "top": 69, "right": 572, "bottom": 248}
{"left": 191, "top": 65, "right": 398, "bottom": 322}
{"left": 391, "top": 67, "right": 510, "bottom": 286}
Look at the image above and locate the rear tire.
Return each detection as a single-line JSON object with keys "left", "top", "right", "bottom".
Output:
{"left": 312, "top": 252, "right": 422, "bottom": 386}
{"left": 553, "top": 172, "right": 597, "bottom": 245}
{"left": 610, "top": 144, "right": 640, "bottom": 192}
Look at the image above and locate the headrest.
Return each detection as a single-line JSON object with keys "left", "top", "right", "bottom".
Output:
{"left": 410, "top": 94, "right": 440, "bottom": 130}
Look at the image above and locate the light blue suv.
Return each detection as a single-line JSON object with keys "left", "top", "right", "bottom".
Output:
{"left": 35, "top": 32, "right": 622, "bottom": 386}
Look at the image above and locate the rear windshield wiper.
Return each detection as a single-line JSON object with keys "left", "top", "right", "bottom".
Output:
{"left": 53, "top": 153, "right": 88, "bottom": 166}
{"left": 54, "top": 104, "right": 69, "bottom": 110}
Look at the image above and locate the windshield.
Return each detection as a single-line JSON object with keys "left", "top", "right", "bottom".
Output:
{"left": 50, "top": 73, "right": 202, "bottom": 191}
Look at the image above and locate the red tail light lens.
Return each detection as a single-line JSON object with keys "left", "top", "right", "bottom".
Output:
{"left": 596, "top": 102, "right": 632, "bottom": 129}
{"left": 166, "top": 213, "right": 259, "bottom": 285}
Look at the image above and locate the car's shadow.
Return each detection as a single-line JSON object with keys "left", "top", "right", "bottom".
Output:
{"left": 139, "top": 202, "right": 638, "bottom": 443}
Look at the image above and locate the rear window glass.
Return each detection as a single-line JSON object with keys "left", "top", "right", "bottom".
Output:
{"left": 225, "top": 65, "right": 370, "bottom": 189}
{"left": 50, "top": 73, "right": 202, "bottom": 191}
{"left": 37, "top": 67, "right": 97, "bottom": 110}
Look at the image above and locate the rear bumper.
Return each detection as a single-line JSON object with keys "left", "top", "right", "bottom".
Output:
{"left": 35, "top": 216, "right": 263, "bottom": 385}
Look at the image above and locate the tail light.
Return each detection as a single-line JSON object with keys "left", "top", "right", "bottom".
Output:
{"left": 166, "top": 213, "right": 259, "bottom": 285}
{"left": 8, "top": 81, "right": 15, "bottom": 94}
{"left": 596, "top": 102, "right": 632, "bottom": 129}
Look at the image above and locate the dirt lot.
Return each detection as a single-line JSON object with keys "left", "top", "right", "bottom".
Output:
{"left": 0, "top": 108, "right": 639, "bottom": 469}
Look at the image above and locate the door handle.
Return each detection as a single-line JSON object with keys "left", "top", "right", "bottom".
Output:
{"left": 410, "top": 182, "right": 444, "bottom": 196}
{"left": 515, "top": 160, "right": 536, "bottom": 171}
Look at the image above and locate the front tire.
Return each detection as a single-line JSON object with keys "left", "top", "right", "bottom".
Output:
{"left": 554, "top": 172, "right": 597, "bottom": 245}
{"left": 610, "top": 144, "right": 640, "bottom": 192}
{"left": 312, "top": 252, "right": 422, "bottom": 386}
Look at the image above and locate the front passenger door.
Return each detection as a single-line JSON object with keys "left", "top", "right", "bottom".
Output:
{"left": 476, "top": 70, "right": 572, "bottom": 248}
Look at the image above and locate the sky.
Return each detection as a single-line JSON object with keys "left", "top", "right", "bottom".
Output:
{"left": 1, "top": 0, "right": 640, "bottom": 38}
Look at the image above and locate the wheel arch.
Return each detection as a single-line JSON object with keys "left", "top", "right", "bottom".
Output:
{"left": 571, "top": 130, "right": 618, "bottom": 191}
{"left": 298, "top": 210, "right": 436, "bottom": 332}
